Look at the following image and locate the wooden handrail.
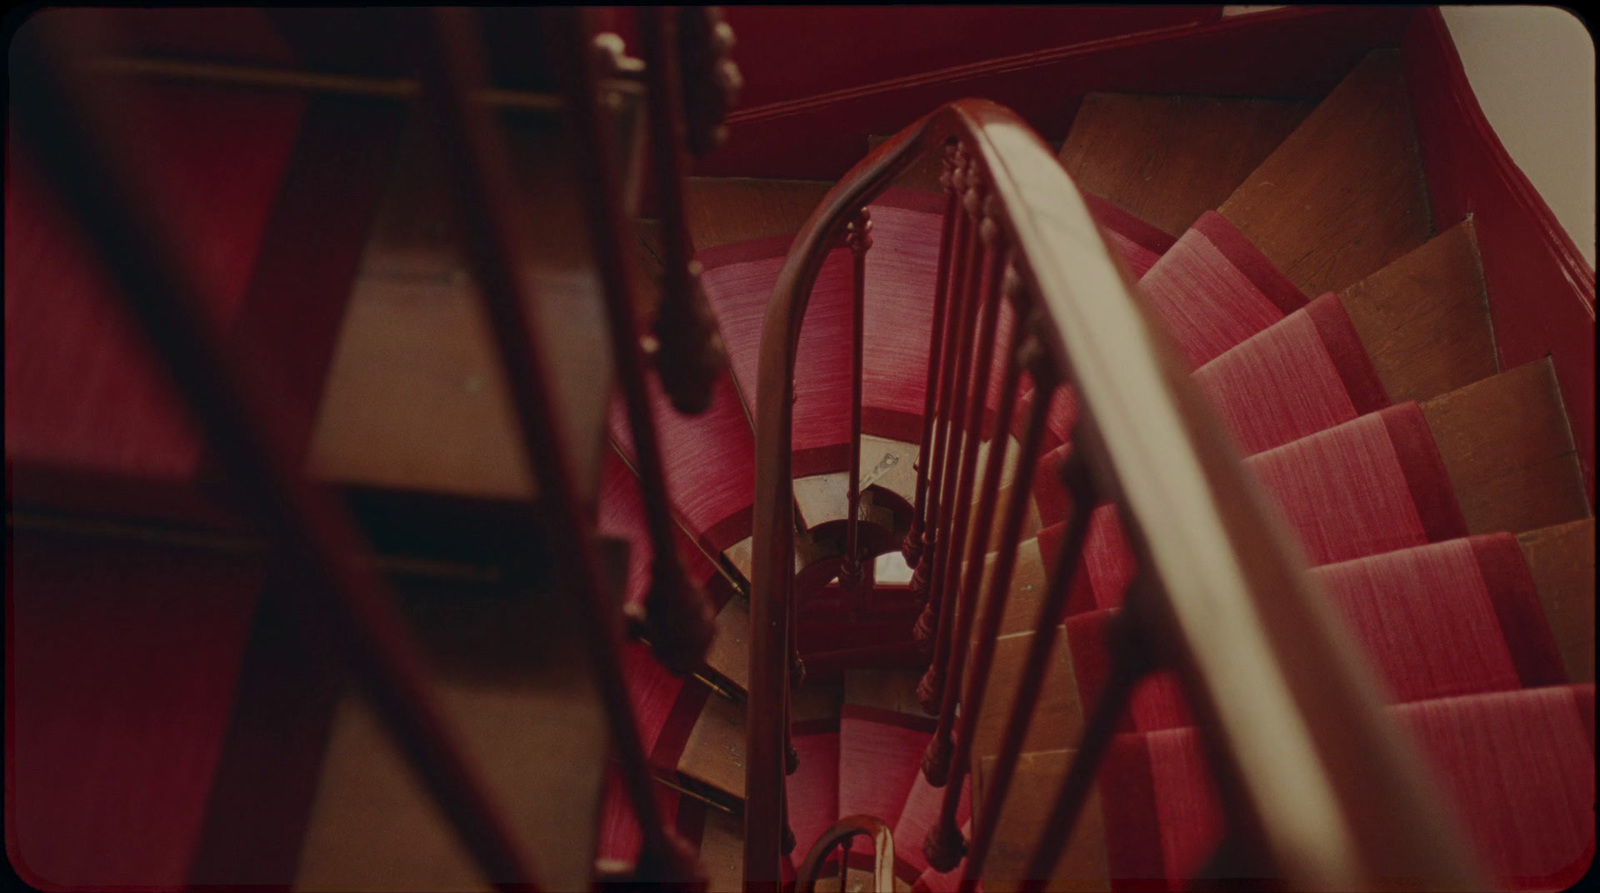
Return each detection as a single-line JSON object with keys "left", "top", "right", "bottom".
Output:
{"left": 795, "top": 816, "right": 895, "bottom": 893}
{"left": 748, "top": 99, "right": 1489, "bottom": 890}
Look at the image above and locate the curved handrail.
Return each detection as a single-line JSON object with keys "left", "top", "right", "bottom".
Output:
{"left": 746, "top": 99, "right": 1488, "bottom": 890}
{"left": 795, "top": 816, "right": 895, "bottom": 893}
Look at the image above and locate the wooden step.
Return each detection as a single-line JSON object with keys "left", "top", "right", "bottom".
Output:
{"left": 1219, "top": 50, "right": 1431, "bottom": 297}
{"left": 697, "top": 808, "right": 747, "bottom": 893}
{"left": 844, "top": 667, "right": 929, "bottom": 717}
{"left": 308, "top": 108, "right": 615, "bottom": 510}
{"left": 675, "top": 679, "right": 844, "bottom": 808}
{"left": 677, "top": 690, "right": 748, "bottom": 804}
{"left": 705, "top": 594, "right": 752, "bottom": 693}
{"left": 868, "top": 133, "right": 947, "bottom": 193}
{"left": 1421, "top": 358, "right": 1591, "bottom": 535}
{"left": 686, "top": 177, "right": 834, "bottom": 253}
{"left": 973, "top": 749, "right": 1110, "bottom": 893}
{"left": 1338, "top": 219, "right": 1498, "bottom": 404}
{"left": 294, "top": 581, "right": 608, "bottom": 892}
{"left": 1058, "top": 92, "right": 1313, "bottom": 238}
{"left": 971, "top": 627, "right": 1084, "bottom": 765}
{"left": 1519, "top": 518, "right": 1596, "bottom": 684}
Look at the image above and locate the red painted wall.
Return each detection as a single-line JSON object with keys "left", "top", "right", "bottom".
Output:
{"left": 722, "top": 6, "right": 1219, "bottom": 110}
{"left": 699, "top": 6, "right": 1415, "bottom": 180}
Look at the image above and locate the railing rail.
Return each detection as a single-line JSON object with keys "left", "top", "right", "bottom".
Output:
{"left": 747, "top": 99, "right": 1488, "bottom": 891}
{"left": 795, "top": 816, "right": 895, "bottom": 893}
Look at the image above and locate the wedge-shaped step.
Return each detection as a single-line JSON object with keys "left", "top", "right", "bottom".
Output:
{"left": 970, "top": 627, "right": 1084, "bottom": 764}
{"left": 677, "top": 689, "right": 748, "bottom": 805}
{"left": 294, "top": 582, "right": 607, "bottom": 892}
{"left": 1219, "top": 50, "right": 1431, "bottom": 297}
{"left": 686, "top": 177, "right": 835, "bottom": 253}
{"left": 1338, "top": 220, "right": 1498, "bottom": 404}
{"left": 310, "top": 110, "right": 614, "bottom": 509}
{"left": 1059, "top": 92, "right": 1313, "bottom": 239}
{"left": 1081, "top": 194, "right": 1178, "bottom": 280}
{"left": 1244, "top": 402, "right": 1467, "bottom": 566}
{"left": 1519, "top": 519, "right": 1595, "bottom": 684}
{"left": 610, "top": 370, "right": 756, "bottom": 555}
{"left": 838, "top": 705, "right": 935, "bottom": 825}
{"left": 1419, "top": 358, "right": 1590, "bottom": 536}
{"left": 1136, "top": 210, "right": 1309, "bottom": 369}
{"left": 845, "top": 667, "right": 930, "bottom": 718}
{"left": 973, "top": 749, "right": 1113, "bottom": 893}
{"left": 1193, "top": 292, "right": 1390, "bottom": 455}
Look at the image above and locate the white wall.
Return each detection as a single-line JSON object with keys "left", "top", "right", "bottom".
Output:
{"left": 1442, "top": 6, "right": 1595, "bottom": 268}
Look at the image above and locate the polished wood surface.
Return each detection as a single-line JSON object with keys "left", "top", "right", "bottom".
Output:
{"left": 974, "top": 750, "right": 1110, "bottom": 893}
{"left": 844, "top": 668, "right": 929, "bottom": 717}
{"left": 706, "top": 595, "right": 752, "bottom": 692}
{"left": 1404, "top": 7, "right": 1596, "bottom": 508}
{"left": 1520, "top": 519, "right": 1596, "bottom": 685}
{"left": 1339, "top": 219, "right": 1497, "bottom": 404}
{"left": 294, "top": 585, "right": 606, "bottom": 892}
{"left": 686, "top": 177, "right": 834, "bottom": 252}
{"left": 1220, "top": 51, "right": 1431, "bottom": 296}
{"left": 796, "top": 815, "right": 894, "bottom": 893}
{"left": 970, "top": 629, "right": 1084, "bottom": 764}
{"left": 679, "top": 690, "right": 749, "bottom": 800}
{"left": 1059, "top": 92, "right": 1311, "bottom": 238}
{"left": 1421, "top": 359, "right": 1590, "bottom": 535}
{"left": 308, "top": 111, "right": 615, "bottom": 505}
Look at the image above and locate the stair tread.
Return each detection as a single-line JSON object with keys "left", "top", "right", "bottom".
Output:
{"left": 838, "top": 705, "right": 935, "bottom": 830}
{"left": 1193, "top": 292, "right": 1390, "bottom": 455}
{"left": 294, "top": 581, "right": 608, "bottom": 893}
{"left": 686, "top": 177, "right": 835, "bottom": 253}
{"left": 844, "top": 669, "right": 932, "bottom": 718}
{"left": 1420, "top": 357, "right": 1590, "bottom": 536}
{"left": 677, "top": 689, "right": 748, "bottom": 802}
{"left": 973, "top": 749, "right": 1110, "bottom": 893}
{"left": 610, "top": 370, "right": 756, "bottom": 554}
{"left": 1059, "top": 92, "right": 1314, "bottom": 239}
{"left": 1338, "top": 220, "right": 1498, "bottom": 404}
{"left": 1135, "top": 210, "right": 1309, "bottom": 369}
{"left": 1219, "top": 50, "right": 1432, "bottom": 296}
{"left": 309, "top": 111, "right": 614, "bottom": 509}
{"left": 971, "top": 626, "right": 1084, "bottom": 766}
{"left": 1518, "top": 518, "right": 1596, "bottom": 684}
{"left": 1244, "top": 402, "right": 1467, "bottom": 566}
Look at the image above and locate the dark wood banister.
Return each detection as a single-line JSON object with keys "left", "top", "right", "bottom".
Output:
{"left": 748, "top": 99, "right": 1488, "bottom": 890}
{"left": 795, "top": 816, "right": 895, "bottom": 893}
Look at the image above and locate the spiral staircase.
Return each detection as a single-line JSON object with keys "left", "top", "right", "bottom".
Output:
{"left": 6, "top": 7, "right": 1594, "bottom": 893}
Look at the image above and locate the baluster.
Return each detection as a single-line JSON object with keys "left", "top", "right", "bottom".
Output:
{"left": 911, "top": 153, "right": 985, "bottom": 658}
{"left": 10, "top": 21, "right": 541, "bottom": 890}
{"left": 839, "top": 837, "right": 852, "bottom": 890}
{"left": 638, "top": 7, "right": 729, "bottom": 416}
{"left": 922, "top": 263, "right": 1027, "bottom": 787}
{"left": 429, "top": 8, "right": 701, "bottom": 881}
{"left": 561, "top": 13, "right": 719, "bottom": 677}
{"left": 1016, "top": 581, "right": 1156, "bottom": 892}
{"left": 956, "top": 430, "right": 1140, "bottom": 891}
{"left": 903, "top": 144, "right": 962, "bottom": 569}
{"left": 922, "top": 322, "right": 1056, "bottom": 873}
{"left": 841, "top": 208, "right": 873, "bottom": 589}
{"left": 909, "top": 148, "right": 975, "bottom": 614}
{"left": 915, "top": 159, "right": 993, "bottom": 714}
{"left": 676, "top": 6, "right": 741, "bottom": 158}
